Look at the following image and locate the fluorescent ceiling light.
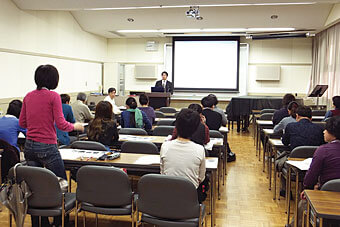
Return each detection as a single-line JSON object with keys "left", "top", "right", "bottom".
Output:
{"left": 85, "top": 2, "right": 316, "bottom": 10}
{"left": 117, "top": 28, "right": 295, "bottom": 33}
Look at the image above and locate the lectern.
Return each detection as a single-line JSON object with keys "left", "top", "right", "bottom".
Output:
{"left": 145, "top": 92, "right": 171, "bottom": 110}
{"left": 308, "top": 85, "right": 328, "bottom": 109}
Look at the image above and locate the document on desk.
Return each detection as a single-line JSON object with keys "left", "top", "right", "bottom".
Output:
{"left": 119, "top": 135, "right": 153, "bottom": 142}
{"left": 134, "top": 155, "right": 160, "bottom": 165}
{"left": 204, "top": 138, "right": 223, "bottom": 150}
{"left": 59, "top": 149, "right": 106, "bottom": 160}
{"left": 286, "top": 158, "right": 312, "bottom": 171}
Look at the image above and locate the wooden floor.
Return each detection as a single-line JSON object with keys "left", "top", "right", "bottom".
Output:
{"left": 0, "top": 125, "right": 288, "bottom": 226}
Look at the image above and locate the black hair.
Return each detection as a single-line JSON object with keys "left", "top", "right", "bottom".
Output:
{"left": 201, "top": 96, "right": 215, "bottom": 108}
{"left": 282, "top": 93, "right": 296, "bottom": 107}
{"left": 34, "top": 64, "right": 59, "bottom": 90}
{"left": 108, "top": 87, "right": 116, "bottom": 94}
{"left": 60, "top": 94, "right": 70, "bottom": 104}
{"left": 77, "top": 92, "right": 87, "bottom": 101}
{"left": 175, "top": 109, "right": 200, "bottom": 139}
{"left": 296, "top": 105, "right": 312, "bottom": 118}
{"left": 161, "top": 71, "right": 168, "bottom": 77}
{"left": 7, "top": 100, "right": 23, "bottom": 119}
{"left": 208, "top": 94, "right": 218, "bottom": 106}
{"left": 188, "top": 103, "right": 203, "bottom": 114}
{"left": 287, "top": 101, "right": 299, "bottom": 118}
{"left": 332, "top": 96, "right": 340, "bottom": 109}
{"left": 126, "top": 97, "right": 138, "bottom": 127}
{"left": 139, "top": 94, "right": 149, "bottom": 106}
{"left": 325, "top": 116, "right": 340, "bottom": 140}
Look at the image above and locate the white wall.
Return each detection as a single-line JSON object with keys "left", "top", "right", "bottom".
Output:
{"left": 245, "top": 37, "right": 312, "bottom": 95}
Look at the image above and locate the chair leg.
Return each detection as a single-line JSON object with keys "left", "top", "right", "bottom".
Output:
{"left": 39, "top": 216, "right": 41, "bottom": 227}
{"left": 83, "top": 211, "right": 86, "bottom": 227}
{"left": 62, "top": 194, "right": 65, "bottom": 227}
{"left": 9, "top": 213, "right": 12, "bottom": 227}
{"left": 75, "top": 201, "right": 78, "bottom": 227}
{"left": 95, "top": 213, "right": 98, "bottom": 227}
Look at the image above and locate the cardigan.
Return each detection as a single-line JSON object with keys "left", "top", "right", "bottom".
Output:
{"left": 0, "top": 115, "right": 26, "bottom": 152}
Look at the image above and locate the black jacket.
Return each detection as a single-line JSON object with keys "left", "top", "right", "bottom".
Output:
{"left": 202, "top": 109, "right": 222, "bottom": 131}
{"left": 155, "top": 80, "right": 174, "bottom": 94}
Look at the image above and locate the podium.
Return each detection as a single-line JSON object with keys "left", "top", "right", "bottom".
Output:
{"left": 145, "top": 92, "right": 171, "bottom": 110}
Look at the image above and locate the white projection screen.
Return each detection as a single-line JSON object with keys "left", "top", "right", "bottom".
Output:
{"left": 172, "top": 37, "right": 240, "bottom": 92}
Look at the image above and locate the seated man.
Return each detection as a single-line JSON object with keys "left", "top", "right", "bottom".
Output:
{"left": 56, "top": 94, "right": 76, "bottom": 145}
{"left": 71, "top": 92, "right": 94, "bottom": 123}
{"left": 324, "top": 95, "right": 340, "bottom": 120}
{"left": 288, "top": 116, "right": 340, "bottom": 227}
{"left": 282, "top": 105, "right": 324, "bottom": 151}
{"left": 160, "top": 109, "right": 206, "bottom": 202}
{"left": 273, "top": 93, "right": 296, "bottom": 126}
{"left": 208, "top": 94, "right": 227, "bottom": 126}
{"left": 273, "top": 101, "right": 299, "bottom": 134}
{"left": 201, "top": 96, "right": 222, "bottom": 131}
{"left": 104, "top": 87, "right": 121, "bottom": 115}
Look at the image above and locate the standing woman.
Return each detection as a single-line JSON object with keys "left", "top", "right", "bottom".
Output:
{"left": 19, "top": 65, "right": 84, "bottom": 226}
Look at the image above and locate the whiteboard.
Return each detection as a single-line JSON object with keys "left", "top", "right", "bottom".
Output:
{"left": 0, "top": 51, "right": 102, "bottom": 99}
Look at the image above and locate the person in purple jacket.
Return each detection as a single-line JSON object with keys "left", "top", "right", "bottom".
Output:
{"left": 287, "top": 116, "right": 340, "bottom": 227}
{"left": 138, "top": 94, "right": 156, "bottom": 124}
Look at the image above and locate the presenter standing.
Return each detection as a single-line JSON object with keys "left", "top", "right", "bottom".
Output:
{"left": 155, "top": 71, "right": 174, "bottom": 94}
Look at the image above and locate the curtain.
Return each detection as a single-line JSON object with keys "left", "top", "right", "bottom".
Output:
{"left": 309, "top": 22, "right": 340, "bottom": 107}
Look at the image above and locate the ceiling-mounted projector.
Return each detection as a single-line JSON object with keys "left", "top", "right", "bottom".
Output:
{"left": 186, "top": 6, "right": 200, "bottom": 18}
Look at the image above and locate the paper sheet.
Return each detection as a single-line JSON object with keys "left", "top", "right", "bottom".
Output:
{"left": 59, "top": 149, "right": 106, "bottom": 160}
{"left": 119, "top": 135, "right": 153, "bottom": 142}
{"left": 286, "top": 158, "right": 312, "bottom": 171}
{"left": 134, "top": 155, "right": 160, "bottom": 165}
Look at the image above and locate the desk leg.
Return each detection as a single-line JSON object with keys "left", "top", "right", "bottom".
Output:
{"left": 313, "top": 212, "right": 317, "bottom": 227}
{"left": 256, "top": 124, "right": 258, "bottom": 155}
{"left": 294, "top": 170, "right": 299, "bottom": 227}
{"left": 287, "top": 167, "right": 292, "bottom": 222}
{"left": 268, "top": 144, "right": 272, "bottom": 191}
{"left": 259, "top": 127, "right": 262, "bottom": 161}
{"left": 273, "top": 148, "right": 277, "bottom": 200}
{"left": 218, "top": 148, "right": 221, "bottom": 200}
{"left": 237, "top": 118, "right": 241, "bottom": 133}
{"left": 263, "top": 138, "right": 266, "bottom": 172}
{"left": 319, "top": 217, "right": 323, "bottom": 227}
{"left": 252, "top": 113, "right": 256, "bottom": 139}
{"left": 306, "top": 200, "right": 310, "bottom": 227}
{"left": 210, "top": 170, "right": 216, "bottom": 227}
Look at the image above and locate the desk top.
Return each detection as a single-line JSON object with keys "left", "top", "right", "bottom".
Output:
{"left": 257, "top": 120, "right": 274, "bottom": 125}
{"left": 305, "top": 190, "right": 340, "bottom": 220}
{"left": 312, "top": 116, "right": 325, "bottom": 121}
{"left": 268, "top": 138, "right": 285, "bottom": 147}
{"left": 263, "top": 129, "right": 274, "bottom": 134}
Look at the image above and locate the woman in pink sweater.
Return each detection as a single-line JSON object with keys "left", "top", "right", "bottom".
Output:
{"left": 19, "top": 65, "right": 84, "bottom": 179}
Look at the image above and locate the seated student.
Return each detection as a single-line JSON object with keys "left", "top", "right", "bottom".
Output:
{"left": 0, "top": 100, "right": 26, "bottom": 152}
{"left": 160, "top": 109, "right": 206, "bottom": 202}
{"left": 273, "top": 101, "right": 299, "bottom": 134}
{"left": 172, "top": 104, "right": 210, "bottom": 145}
{"left": 273, "top": 93, "right": 296, "bottom": 126}
{"left": 56, "top": 94, "right": 76, "bottom": 145}
{"left": 282, "top": 105, "right": 324, "bottom": 151}
{"left": 87, "top": 101, "right": 119, "bottom": 149}
{"left": 201, "top": 96, "right": 222, "bottom": 131}
{"left": 121, "top": 97, "right": 152, "bottom": 131}
{"left": 287, "top": 116, "right": 340, "bottom": 227}
{"left": 324, "top": 95, "right": 340, "bottom": 120}
{"left": 138, "top": 94, "right": 156, "bottom": 124}
{"left": 104, "top": 87, "right": 121, "bottom": 115}
{"left": 208, "top": 94, "right": 227, "bottom": 126}
{"left": 71, "top": 92, "right": 94, "bottom": 123}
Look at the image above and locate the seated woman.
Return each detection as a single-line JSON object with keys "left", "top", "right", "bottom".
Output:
{"left": 171, "top": 103, "right": 210, "bottom": 146}
{"left": 87, "top": 101, "right": 119, "bottom": 149}
{"left": 324, "top": 96, "right": 340, "bottom": 120}
{"left": 138, "top": 94, "right": 156, "bottom": 124}
{"left": 273, "top": 101, "right": 299, "bottom": 134}
{"left": 121, "top": 97, "right": 152, "bottom": 131}
{"left": 0, "top": 100, "right": 26, "bottom": 153}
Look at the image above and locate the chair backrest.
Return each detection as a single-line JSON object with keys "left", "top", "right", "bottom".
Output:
{"left": 137, "top": 174, "right": 200, "bottom": 220}
{"left": 259, "top": 113, "right": 274, "bottom": 120}
{"left": 159, "top": 107, "right": 177, "bottom": 113}
{"left": 9, "top": 166, "right": 62, "bottom": 208}
{"left": 260, "top": 109, "right": 276, "bottom": 114}
{"left": 312, "top": 110, "right": 326, "bottom": 116}
{"left": 0, "top": 139, "right": 20, "bottom": 182}
{"left": 209, "top": 130, "right": 223, "bottom": 138}
{"left": 153, "top": 126, "right": 175, "bottom": 136}
{"left": 289, "top": 146, "right": 319, "bottom": 158}
{"left": 313, "top": 121, "right": 326, "bottom": 130}
{"left": 155, "top": 111, "right": 165, "bottom": 118}
{"left": 121, "top": 141, "right": 159, "bottom": 154}
{"left": 119, "top": 128, "right": 148, "bottom": 135}
{"left": 156, "top": 119, "right": 176, "bottom": 126}
{"left": 76, "top": 166, "right": 132, "bottom": 207}
{"left": 321, "top": 179, "right": 340, "bottom": 192}
{"left": 71, "top": 141, "right": 107, "bottom": 151}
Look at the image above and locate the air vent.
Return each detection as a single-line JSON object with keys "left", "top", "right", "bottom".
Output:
{"left": 251, "top": 33, "right": 307, "bottom": 40}
{"left": 108, "top": 31, "right": 126, "bottom": 37}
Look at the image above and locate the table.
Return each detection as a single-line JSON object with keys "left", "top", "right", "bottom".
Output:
{"left": 263, "top": 129, "right": 281, "bottom": 173}
{"left": 304, "top": 190, "right": 340, "bottom": 227}
{"left": 256, "top": 120, "right": 274, "bottom": 159}
{"left": 62, "top": 151, "right": 219, "bottom": 227}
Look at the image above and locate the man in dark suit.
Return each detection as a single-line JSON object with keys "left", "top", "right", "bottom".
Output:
{"left": 282, "top": 105, "right": 325, "bottom": 151}
{"left": 155, "top": 71, "right": 174, "bottom": 94}
{"left": 201, "top": 96, "right": 222, "bottom": 131}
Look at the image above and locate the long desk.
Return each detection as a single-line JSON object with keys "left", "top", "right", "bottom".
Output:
{"left": 256, "top": 120, "right": 274, "bottom": 160}
{"left": 62, "top": 151, "right": 218, "bottom": 227}
{"left": 304, "top": 190, "right": 340, "bottom": 227}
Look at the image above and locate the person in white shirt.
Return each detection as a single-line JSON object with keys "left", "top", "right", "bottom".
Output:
{"left": 160, "top": 108, "right": 206, "bottom": 202}
{"left": 104, "top": 87, "right": 121, "bottom": 115}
